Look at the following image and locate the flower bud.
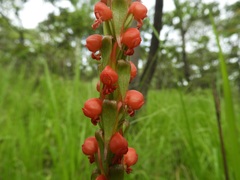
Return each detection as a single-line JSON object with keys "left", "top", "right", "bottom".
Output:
{"left": 92, "top": 2, "right": 113, "bottom": 29}
{"left": 82, "top": 136, "right": 98, "bottom": 155}
{"left": 100, "top": 65, "right": 118, "bottom": 86}
{"left": 100, "top": 66, "right": 118, "bottom": 95}
{"left": 86, "top": 34, "right": 102, "bottom": 53}
{"left": 82, "top": 98, "right": 102, "bottom": 119}
{"left": 109, "top": 132, "right": 128, "bottom": 155}
{"left": 124, "top": 147, "right": 138, "bottom": 167}
{"left": 96, "top": 174, "right": 107, "bottom": 180}
{"left": 129, "top": 2, "right": 147, "bottom": 28}
{"left": 130, "top": 61, "right": 137, "bottom": 81}
{"left": 124, "top": 90, "right": 144, "bottom": 110}
{"left": 121, "top": 28, "right": 141, "bottom": 55}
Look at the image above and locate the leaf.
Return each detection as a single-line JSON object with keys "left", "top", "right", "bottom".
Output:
{"left": 101, "top": 100, "right": 118, "bottom": 142}
{"left": 117, "top": 60, "right": 130, "bottom": 100}
{"left": 109, "top": 164, "right": 124, "bottom": 180}
{"left": 210, "top": 11, "right": 240, "bottom": 180}
{"left": 100, "top": 35, "right": 112, "bottom": 69}
{"left": 111, "top": 0, "right": 129, "bottom": 46}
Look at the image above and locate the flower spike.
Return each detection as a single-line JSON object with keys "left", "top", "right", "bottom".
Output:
{"left": 83, "top": 0, "right": 147, "bottom": 178}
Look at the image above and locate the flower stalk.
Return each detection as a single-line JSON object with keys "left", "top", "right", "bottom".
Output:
{"left": 82, "top": 0, "right": 147, "bottom": 179}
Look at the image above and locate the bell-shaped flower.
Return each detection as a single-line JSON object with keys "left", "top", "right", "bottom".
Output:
{"left": 82, "top": 136, "right": 98, "bottom": 155}
{"left": 121, "top": 28, "right": 141, "bottom": 55}
{"left": 124, "top": 90, "right": 144, "bottom": 116}
{"left": 92, "top": 2, "right": 113, "bottom": 30}
{"left": 109, "top": 132, "right": 128, "bottom": 156}
{"left": 82, "top": 136, "right": 98, "bottom": 163}
{"left": 100, "top": 65, "right": 118, "bottom": 95}
{"left": 128, "top": 2, "right": 147, "bottom": 29}
{"left": 124, "top": 147, "right": 138, "bottom": 174}
{"left": 86, "top": 34, "right": 102, "bottom": 60}
{"left": 82, "top": 98, "right": 102, "bottom": 125}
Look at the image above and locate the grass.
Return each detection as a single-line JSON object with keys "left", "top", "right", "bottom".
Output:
{"left": 210, "top": 11, "right": 240, "bottom": 180}
{"left": 0, "top": 62, "right": 239, "bottom": 180}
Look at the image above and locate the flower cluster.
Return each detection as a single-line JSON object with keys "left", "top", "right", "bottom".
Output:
{"left": 82, "top": 1, "right": 147, "bottom": 179}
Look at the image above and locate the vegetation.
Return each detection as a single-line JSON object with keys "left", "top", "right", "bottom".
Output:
{"left": 0, "top": 63, "right": 239, "bottom": 179}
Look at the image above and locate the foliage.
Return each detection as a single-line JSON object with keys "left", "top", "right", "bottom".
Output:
{"left": 0, "top": 0, "right": 99, "bottom": 78}
{"left": 0, "top": 0, "right": 239, "bottom": 90}
{"left": 151, "top": 0, "right": 240, "bottom": 90}
{"left": 0, "top": 63, "right": 239, "bottom": 179}
{"left": 210, "top": 11, "right": 240, "bottom": 179}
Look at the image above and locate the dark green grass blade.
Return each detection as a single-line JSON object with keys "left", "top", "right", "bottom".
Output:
{"left": 210, "top": 11, "right": 240, "bottom": 180}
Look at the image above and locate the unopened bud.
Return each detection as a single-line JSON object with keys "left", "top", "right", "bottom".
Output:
{"left": 124, "top": 90, "right": 144, "bottom": 110}
{"left": 121, "top": 28, "right": 141, "bottom": 55}
{"left": 82, "top": 98, "right": 102, "bottom": 120}
{"left": 82, "top": 136, "right": 98, "bottom": 155}
{"left": 109, "top": 132, "right": 128, "bottom": 155}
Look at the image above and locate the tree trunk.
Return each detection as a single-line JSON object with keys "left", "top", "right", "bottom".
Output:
{"left": 138, "top": 0, "right": 163, "bottom": 97}
{"left": 173, "top": 0, "right": 190, "bottom": 83}
{"left": 181, "top": 29, "right": 190, "bottom": 82}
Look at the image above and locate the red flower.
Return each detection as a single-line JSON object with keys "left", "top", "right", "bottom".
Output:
{"left": 100, "top": 65, "right": 118, "bottom": 95}
{"left": 100, "top": 65, "right": 118, "bottom": 85}
{"left": 121, "top": 28, "right": 141, "bottom": 55}
{"left": 124, "top": 147, "right": 138, "bottom": 166}
{"left": 109, "top": 132, "right": 128, "bottom": 156}
{"left": 82, "top": 98, "right": 102, "bottom": 125}
{"left": 92, "top": 2, "right": 113, "bottom": 30}
{"left": 125, "top": 90, "right": 144, "bottom": 110}
{"left": 124, "top": 147, "right": 138, "bottom": 174}
{"left": 124, "top": 90, "right": 144, "bottom": 116}
{"left": 128, "top": 2, "right": 147, "bottom": 29}
{"left": 96, "top": 174, "right": 107, "bottom": 180}
{"left": 82, "top": 136, "right": 98, "bottom": 155}
{"left": 82, "top": 136, "right": 98, "bottom": 164}
{"left": 86, "top": 34, "right": 102, "bottom": 60}
{"left": 130, "top": 61, "right": 137, "bottom": 81}
{"left": 86, "top": 34, "right": 102, "bottom": 52}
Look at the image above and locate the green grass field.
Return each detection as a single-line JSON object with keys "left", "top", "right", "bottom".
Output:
{"left": 0, "top": 63, "right": 239, "bottom": 180}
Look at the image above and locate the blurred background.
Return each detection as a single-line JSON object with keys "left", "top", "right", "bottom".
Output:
{"left": 0, "top": 0, "right": 239, "bottom": 179}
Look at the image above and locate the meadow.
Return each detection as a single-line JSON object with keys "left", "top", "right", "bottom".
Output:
{"left": 0, "top": 62, "right": 239, "bottom": 180}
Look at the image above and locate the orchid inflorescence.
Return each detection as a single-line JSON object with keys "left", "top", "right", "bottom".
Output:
{"left": 82, "top": 0, "right": 147, "bottom": 179}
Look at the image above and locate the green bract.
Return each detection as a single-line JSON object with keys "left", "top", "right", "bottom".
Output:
{"left": 117, "top": 60, "right": 131, "bottom": 100}
{"left": 100, "top": 36, "right": 112, "bottom": 69}
{"left": 112, "top": 0, "right": 129, "bottom": 46}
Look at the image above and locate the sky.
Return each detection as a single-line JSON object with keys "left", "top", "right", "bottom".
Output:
{"left": 19, "top": 0, "right": 165, "bottom": 28}
{"left": 19, "top": 0, "right": 237, "bottom": 29}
